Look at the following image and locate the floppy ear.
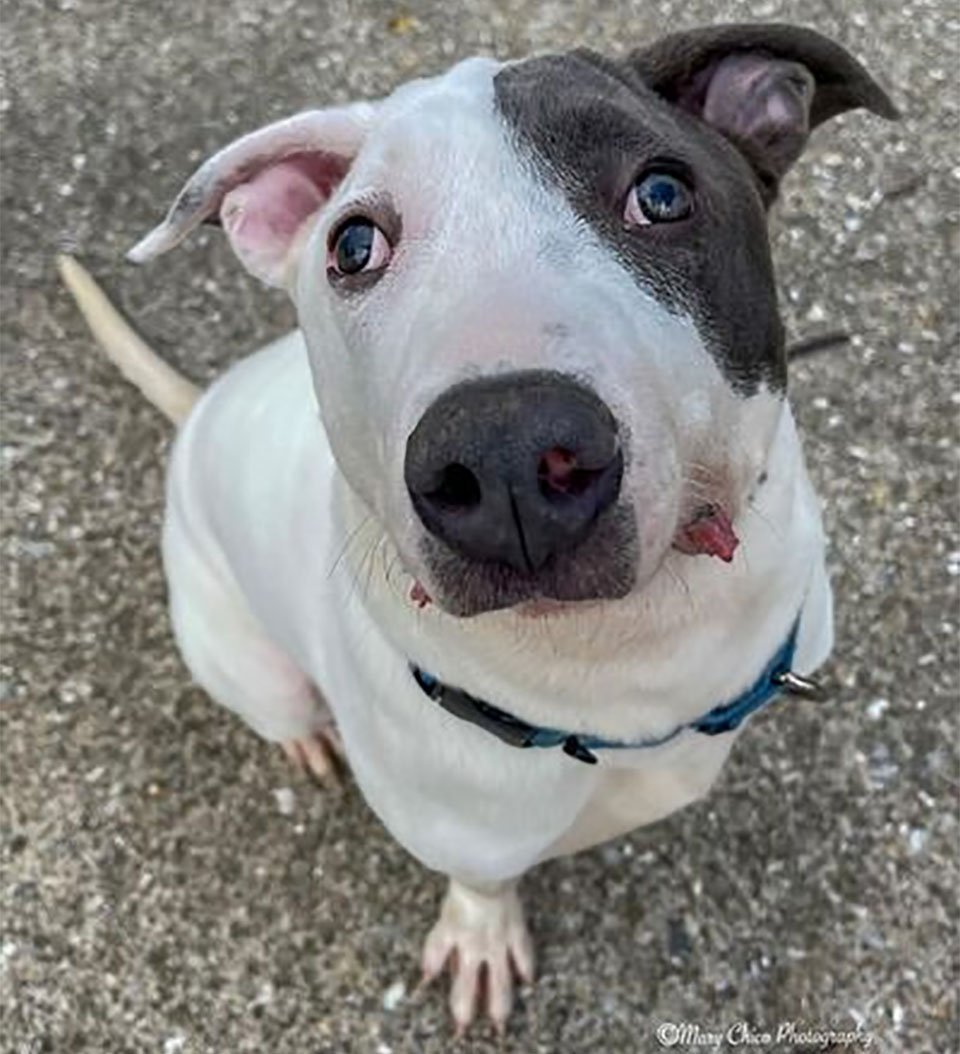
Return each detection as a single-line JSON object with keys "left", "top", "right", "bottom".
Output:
{"left": 127, "top": 102, "right": 377, "bottom": 287}
{"left": 628, "top": 24, "right": 898, "bottom": 200}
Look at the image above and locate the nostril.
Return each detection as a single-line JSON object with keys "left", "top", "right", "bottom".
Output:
{"left": 424, "top": 463, "right": 482, "bottom": 511}
{"left": 538, "top": 447, "right": 606, "bottom": 500}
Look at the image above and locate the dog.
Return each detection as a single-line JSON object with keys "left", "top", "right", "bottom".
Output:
{"left": 59, "top": 22, "right": 896, "bottom": 1033}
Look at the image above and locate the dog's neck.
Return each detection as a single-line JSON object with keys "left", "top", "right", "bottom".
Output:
{"left": 333, "top": 405, "right": 826, "bottom": 742}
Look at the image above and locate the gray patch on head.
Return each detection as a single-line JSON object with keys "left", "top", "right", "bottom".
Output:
{"left": 494, "top": 51, "right": 787, "bottom": 395}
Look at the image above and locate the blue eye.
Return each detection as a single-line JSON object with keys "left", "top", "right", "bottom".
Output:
{"left": 327, "top": 216, "right": 392, "bottom": 280}
{"left": 335, "top": 221, "right": 375, "bottom": 273}
{"left": 629, "top": 171, "right": 694, "bottom": 224}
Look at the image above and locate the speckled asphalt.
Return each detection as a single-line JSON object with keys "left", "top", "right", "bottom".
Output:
{"left": 2, "top": 1, "right": 957, "bottom": 1052}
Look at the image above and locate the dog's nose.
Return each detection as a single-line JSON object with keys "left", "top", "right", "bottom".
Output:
{"left": 404, "top": 371, "right": 623, "bottom": 573}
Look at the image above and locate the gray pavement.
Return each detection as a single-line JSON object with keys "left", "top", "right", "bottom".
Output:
{"left": 1, "top": 1, "right": 957, "bottom": 1052}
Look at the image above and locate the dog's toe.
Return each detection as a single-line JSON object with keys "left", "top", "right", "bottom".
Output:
{"left": 280, "top": 726, "right": 346, "bottom": 787}
{"left": 419, "top": 879, "right": 533, "bottom": 1035}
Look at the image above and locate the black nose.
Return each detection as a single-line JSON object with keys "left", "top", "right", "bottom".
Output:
{"left": 404, "top": 371, "right": 623, "bottom": 573}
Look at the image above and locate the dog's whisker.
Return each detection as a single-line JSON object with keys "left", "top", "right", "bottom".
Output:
{"left": 328, "top": 513, "right": 375, "bottom": 580}
{"left": 679, "top": 481, "right": 715, "bottom": 503}
{"left": 343, "top": 526, "right": 384, "bottom": 608}
{"left": 384, "top": 551, "right": 404, "bottom": 591}
{"left": 745, "top": 500, "right": 785, "bottom": 541}
{"left": 663, "top": 559, "right": 696, "bottom": 615}
{"left": 684, "top": 460, "right": 722, "bottom": 483}
{"left": 360, "top": 533, "right": 389, "bottom": 607}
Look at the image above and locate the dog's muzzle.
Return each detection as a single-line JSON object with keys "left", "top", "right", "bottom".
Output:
{"left": 405, "top": 371, "right": 623, "bottom": 574}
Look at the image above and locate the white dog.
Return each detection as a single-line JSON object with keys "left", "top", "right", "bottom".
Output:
{"left": 60, "top": 22, "right": 895, "bottom": 1033}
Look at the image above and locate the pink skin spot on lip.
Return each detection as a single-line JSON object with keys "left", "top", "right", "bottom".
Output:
{"left": 410, "top": 581, "right": 432, "bottom": 608}
{"left": 675, "top": 504, "right": 740, "bottom": 563}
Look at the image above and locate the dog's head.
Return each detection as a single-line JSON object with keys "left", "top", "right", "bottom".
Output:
{"left": 131, "top": 24, "right": 895, "bottom": 617}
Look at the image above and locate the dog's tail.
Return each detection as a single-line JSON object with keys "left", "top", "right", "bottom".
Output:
{"left": 56, "top": 254, "right": 201, "bottom": 425}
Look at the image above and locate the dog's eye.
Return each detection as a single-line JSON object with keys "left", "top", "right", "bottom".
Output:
{"left": 327, "top": 218, "right": 391, "bottom": 278}
{"left": 625, "top": 171, "right": 694, "bottom": 226}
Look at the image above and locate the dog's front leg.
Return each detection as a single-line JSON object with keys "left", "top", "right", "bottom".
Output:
{"left": 163, "top": 495, "right": 345, "bottom": 787}
{"left": 420, "top": 875, "right": 534, "bottom": 1035}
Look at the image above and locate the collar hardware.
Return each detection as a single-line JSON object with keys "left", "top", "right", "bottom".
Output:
{"left": 561, "top": 736, "right": 599, "bottom": 765}
{"left": 773, "top": 669, "right": 826, "bottom": 701}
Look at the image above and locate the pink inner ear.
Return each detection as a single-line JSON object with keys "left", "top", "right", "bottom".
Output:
{"left": 693, "top": 54, "right": 813, "bottom": 178}
{"left": 220, "top": 153, "right": 350, "bottom": 285}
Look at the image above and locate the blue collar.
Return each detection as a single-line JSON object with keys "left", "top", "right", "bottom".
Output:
{"left": 411, "top": 618, "right": 824, "bottom": 764}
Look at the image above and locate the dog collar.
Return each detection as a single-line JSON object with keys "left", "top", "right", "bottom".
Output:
{"left": 410, "top": 619, "right": 824, "bottom": 765}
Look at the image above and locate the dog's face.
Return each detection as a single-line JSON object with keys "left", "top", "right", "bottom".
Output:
{"left": 131, "top": 25, "right": 895, "bottom": 617}
{"left": 297, "top": 55, "right": 787, "bottom": 616}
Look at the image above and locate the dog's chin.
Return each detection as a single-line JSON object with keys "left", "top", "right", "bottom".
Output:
{"left": 514, "top": 597, "right": 592, "bottom": 618}
{"left": 419, "top": 503, "right": 638, "bottom": 618}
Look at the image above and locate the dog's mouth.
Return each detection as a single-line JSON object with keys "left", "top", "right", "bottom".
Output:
{"left": 409, "top": 502, "right": 740, "bottom": 618}
{"left": 414, "top": 502, "right": 638, "bottom": 618}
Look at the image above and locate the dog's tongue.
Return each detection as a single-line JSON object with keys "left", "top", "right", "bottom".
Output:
{"left": 676, "top": 505, "right": 739, "bottom": 563}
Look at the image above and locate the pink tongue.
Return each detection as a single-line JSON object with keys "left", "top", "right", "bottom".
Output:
{"left": 678, "top": 506, "right": 740, "bottom": 563}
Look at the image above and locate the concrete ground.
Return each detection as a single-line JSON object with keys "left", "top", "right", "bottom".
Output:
{"left": 2, "top": 0, "right": 957, "bottom": 1051}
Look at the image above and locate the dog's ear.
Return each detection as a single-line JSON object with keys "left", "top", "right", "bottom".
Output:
{"left": 128, "top": 102, "right": 377, "bottom": 287}
{"left": 627, "top": 24, "right": 898, "bottom": 200}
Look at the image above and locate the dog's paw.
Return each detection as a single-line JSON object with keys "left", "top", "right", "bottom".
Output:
{"left": 280, "top": 725, "right": 346, "bottom": 788}
{"left": 419, "top": 879, "right": 534, "bottom": 1036}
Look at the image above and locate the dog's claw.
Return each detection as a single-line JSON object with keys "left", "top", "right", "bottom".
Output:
{"left": 420, "top": 880, "right": 533, "bottom": 1035}
{"left": 508, "top": 943, "right": 535, "bottom": 986}
{"left": 450, "top": 957, "right": 482, "bottom": 1032}
{"left": 280, "top": 726, "right": 345, "bottom": 787}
